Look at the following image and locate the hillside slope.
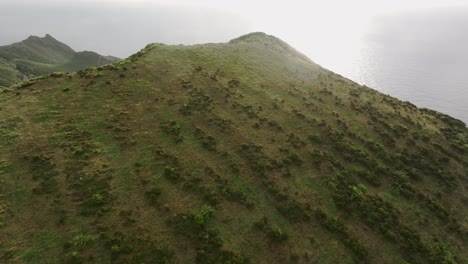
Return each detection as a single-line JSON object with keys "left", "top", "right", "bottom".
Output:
{"left": 0, "top": 34, "right": 118, "bottom": 88}
{"left": 0, "top": 32, "right": 466, "bottom": 264}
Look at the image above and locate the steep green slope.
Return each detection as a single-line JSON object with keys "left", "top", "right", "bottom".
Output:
{"left": 0, "top": 58, "right": 23, "bottom": 87}
{"left": 57, "top": 51, "right": 118, "bottom": 72}
{"left": 0, "top": 32, "right": 466, "bottom": 264}
{"left": 0, "top": 35, "right": 118, "bottom": 88}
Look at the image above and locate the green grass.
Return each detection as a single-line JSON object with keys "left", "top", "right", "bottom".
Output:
{"left": 113, "top": 166, "right": 133, "bottom": 193}
{"left": 0, "top": 32, "right": 465, "bottom": 264}
{"left": 21, "top": 249, "right": 42, "bottom": 263}
{"left": 0, "top": 59, "right": 22, "bottom": 88}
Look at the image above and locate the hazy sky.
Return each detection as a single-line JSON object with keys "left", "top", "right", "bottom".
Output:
{"left": 1, "top": 0, "right": 466, "bottom": 59}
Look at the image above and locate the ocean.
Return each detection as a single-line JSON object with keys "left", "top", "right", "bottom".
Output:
{"left": 311, "top": 8, "right": 468, "bottom": 124}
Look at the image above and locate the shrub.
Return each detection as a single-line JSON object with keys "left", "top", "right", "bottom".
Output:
{"left": 160, "top": 120, "right": 183, "bottom": 143}
{"left": 268, "top": 227, "right": 288, "bottom": 242}
{"left": 72, "top": 234, "right": 95, "bottom": 247}
{"left": 275, "top": 201, "right": 310, "bottom": 222}
{"left": 164, "top": 166, "right": 182, "bottom": 182}
{"left": 145, "top": 187, "right": 162, "bottom": 205}
{"left": 89, "top": 193, "right": 105, "bottom": 205}
{"left": 193, "top": 205, "right": 216, "bottom": 225}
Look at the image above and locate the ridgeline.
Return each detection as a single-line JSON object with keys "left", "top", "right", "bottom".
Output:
{"left": 0, "top": 32, "right": 466, "bottom": 263}
{"left": 0, "top": 34, "right": 118, "bottom": 88}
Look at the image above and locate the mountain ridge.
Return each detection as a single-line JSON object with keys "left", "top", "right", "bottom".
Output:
{"left": 0, "top": 32, "right": 466, "bottom": 263}
{"left": 0, "top": 34, "right": 119, "bottom": 88}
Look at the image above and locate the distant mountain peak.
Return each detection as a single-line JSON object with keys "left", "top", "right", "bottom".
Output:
{"left": 44, "top": 34, "right": 57, "bottom": 41}
{"left": 230, "top": 32, "right": 314, "bottom": 64}
{"left": 229, "top": 32, "right": 276, "bottom": 44}
{"left": 25, "top": 34, "right": 61, "bottom": 44}
{"left": 0, "top": 34, "right": 119, "bottom": 88}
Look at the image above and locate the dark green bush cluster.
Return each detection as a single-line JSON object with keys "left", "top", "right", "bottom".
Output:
{"left": 275, "top": 200, "right": 311, "bottom": 222}
{"left": 182, "top": 176, "right": 220, "bottom": 206}
{"left": 102, "top": 232, "right": 174, "bottom": 263}
{"left": 399, "top": 225, "right": 426, "bottom": 254}
{"left": 428, "top": 242, "right": 457, "bottom": 264}
{"left": 357, "top": 194, "right": 400, "bottom": 235}
{"left": 331, "top": 172, "right": 457, "bottom": 261}
{"left": 72, "top": 234, "right": 96, "bottom": 247}
{"left": 308, "top": 149, "right": 326, "bottom": 169}
{"left": 267, "top": 227, "right": 289, "bottom": 242}
{"left": 77, "top": 67, "right": 101, "bottom": 78}
{"left": 23, "top": 154, "right": 59, "bottom": 195}
{"left": 322, "top": 151, "right": 343, "bottom": 169}
{"left": 363, "top": 138, "right": 385, "bottom": 155}
{"left": 170, "top": 205, "right": 215, "bottom": 238}
{"left": 307, "top": 133, "right": 321, "bottom": 143}
{"left": 160, "top": 120, "right": 183, "bottom": 143}
{"left": 71, "top": 142, "right": 98, "bottom": 160}
{"left": 13, "top": 77, "right": 42, "bottom": 89}
{"left": 334, "top": 140, "right": 370, "bottom": 164}
{"left": 373, "top": 127, "right": 396, "bottom": 147}
{"left": 231, "top": 102, "right": 259, "bottom": 119}
{"left": 352, "top": 168, "right": 381, "bottom": 187}
{"left": 386, "top": 123, "right": 409, "bottom": 137}
{"left": 314, "top": 209, "right": 369, "bottom": 259}
{"left": 163, "top": 165, "right": 183, "bottom": 182}
{"left": 179, "top": 89, "right": 213, "bottom": 115}
{"left": 219, "top": 184, "right": 249, "bottom": 207}
{"left": 287, "top": 133, "right": 306, "bottom": 148}
{"left": 330, "top": 174, "right": 361, "bottom": 208}
{"left": 394, "top": 147, "right": 457, "bottom": 188}
{"left": 194, "top": 127, "right": 217, "bottom": 151}
{"left": 391, "top": 171, "right": 416, "bottom": 198}
{"left": 328, "top": 129, "right": 344, "bottom": 143}
{"left": 126, "top": 43, "right": 157, "bottom": 62}
{"left": 220, "top": 152, "right": 240, "bottom": 173}
{"left": 55, "top": 126, "right": 113, "bottom": 216}
{"left": 267, "top": 120, "right": 283, "bottom": 131}
{"left": 153, "top": 147, "right": 179, "bottom": 166}
{"left": 416, "top": 193, "right": 449, "bottom": 219}
{"left": 239, "top": 143, "right": 271, "bottom": 175}
{"left": 253, "top": 217, "right": 288, "bottom": 243}
{"left": 263, "top": 180, "right": 289, "bottom": 201}
{"left": 145, "top": 187, "right": 162, "bottom": 205}
{"left": 227, "top": 78, "right": 240, "bottom": 88}
{"left": 169, "top": 206, "right": 248, "bottom": 264}
{"left": 278, "top": 147, "right": 303, "bottom": 167}
{"left": 49, "top": 72, "right": 67, "bottom": 78}
{"left": 181, "top": 79, "right": 193, "bottom": 89}
{"left": 208, "top": 116, "right": 233, "bottom": 132}
{"left": 88, "top": 193, "right": 106, "bottom": 206}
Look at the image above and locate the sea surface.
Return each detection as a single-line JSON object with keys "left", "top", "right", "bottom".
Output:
{"left": 312, "top": 9, "right": 468, "bottom": 124}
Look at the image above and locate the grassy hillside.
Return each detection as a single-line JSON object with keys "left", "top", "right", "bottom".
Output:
{"left": 57, "top": 51, "right": 117, "bottom": 72}
{"left": 0, "top": 35, "right": 118, "bottom": 88}
{"left": 0, "top": 32, "right": 466, "bottom": 264}
{"left": 0, "top": 58, "right": 23, "bottom": 87}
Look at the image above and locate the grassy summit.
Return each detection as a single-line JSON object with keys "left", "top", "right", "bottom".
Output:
{"left": 0, "top": 34, "right": 118, "bottom": 88}
{"left": 0, "top": 32, "right": 466, "bottom": 263}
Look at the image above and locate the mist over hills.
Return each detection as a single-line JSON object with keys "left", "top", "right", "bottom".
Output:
{"left": 0, "top": 32, "right": 466, "bottom": 263}
{"left": 0, "top": 34, "right": 118, "bottom": 88}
